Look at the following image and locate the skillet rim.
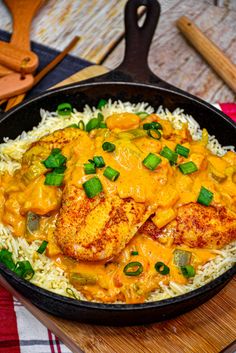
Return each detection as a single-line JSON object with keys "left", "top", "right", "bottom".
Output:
{"left": 0, "top": 81, "right": 236, "bottom": 131}
{"left": 0, "top": 263, "right": 235, "bottom": 310}
{"left": 0, "top": 80, "right": 235, "bottom": 311}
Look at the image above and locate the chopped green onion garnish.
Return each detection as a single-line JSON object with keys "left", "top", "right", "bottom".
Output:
{"left": 97, "top": 112, "right": 104, "bottom": 122}
{"left": 44, "top": 172, "right": 64, "bottom": 186}
{"left": 142, "top": 153, "right": 162, "bottom": 171}
{"left": 155, "top": 262, "right": 170, "bottom": 275}
{"left": 43, "top": 150, "right": 67, "bottom": 169}
{"left": 78, "top": 120, "right": 85, "bottom": 130}
{"left": 197, "top": 186, "right": 213, "bottom": 206}
{"left": 54, "top": 166, "right": 66, "bottom": 174}
{"left": 93, "top": 156, "right": 105, "bottom": 168}
{"left": 51, "top": 148, "right": 61, "bottom": 155}
{"left": 178, "top": 161, "right": 198, "bottom": 175}
{"left": 84, "top": 163, "right": 96, "bottom": 175}
{"left": 102, "top": 142, "right": 116, "bottom": 152}
{"left": 99, "top": 122, "right": 107, "bottom": 129}
{"left": 160, "top": 146, "right": 178, "bottom": 165}
{"left": 147, "top": 129, "right": 161, "bottom": 140}
{"left": 103, "top": 166, "right": 120, "bottom": 181}
{"left": 68, "top": 124, "right": 78, "bottom": 128}
{"left": 136, "top": 112, "right": 149, "bottom": 120}
{"left": 175, "top": 144, "right": 190, "bottom": 158}
{"left": 83, "top": 177, "right": 103, "bottom": 198}
{"left": 66, "top": 287, "right": 78, "bottom": 300}
{"left": 86, "top": 118, "right": 99, "bottom": 132}
{"left": 123, "top": 262, "right": 143, "bottom": 276}
{"left": 143, "top": 122, "right": 162, "bottom": 130}
{"left": 97, "top": 99, "right": 107, "bottom": 109}
{"left": 131, "top": 251, "right": 139, "bottom": 256}
{"left": 37, "top": 240, "right": 48, "bottom": 254}
{"left": 14, "top": 260, "right": 35, "bottom": 280}
{"left": 0, "top": 249, "right": 15, "bottom": 271}
{"left": 57, "top": 103, "right": 72, "bottom": 116}
{"left": 181, "top": 265, "right": 195, "bottom": 278}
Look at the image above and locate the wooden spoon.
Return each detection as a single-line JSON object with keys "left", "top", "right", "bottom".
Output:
{"left": 0, "top": 73, "right": 34, "bottom": 100}
{"left": 0, "top": 0, "right": 45, "bottom": 74}
{"left": 177, "top": 16, "right": 236, "bottom": 93}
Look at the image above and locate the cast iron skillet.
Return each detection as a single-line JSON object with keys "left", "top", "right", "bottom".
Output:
{"left": 0, "top": 0, "right": 235, "bottom": 326}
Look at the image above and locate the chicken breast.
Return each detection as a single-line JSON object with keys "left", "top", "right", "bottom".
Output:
{"left": 140, "top": 203, "right": 236, "bottom": 249}
{"left": 22, "top": 127, "right": 85, "bottom": 164}
{"left": 55, "top": 184, "right": 151, "bottom": 261}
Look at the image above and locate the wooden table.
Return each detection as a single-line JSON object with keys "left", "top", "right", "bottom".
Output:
{"left": 0, "top": 0, "right": 235, "bottom": 102}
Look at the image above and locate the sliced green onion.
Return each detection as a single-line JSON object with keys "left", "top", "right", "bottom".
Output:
{"left": 131, "top": 251, "right": 139, "bottom": 256}
{"left": 175, "top": 144, "right": 190, "bottom": 158}
{"left": 173, "top": 249, "right": 192, "bottom": 267}
{"left": 99, "top": 122, "right": 107, "bottom": 129}
{"left": 37, "top": 240, "right": 48, "bottom": 254}
{"left": 51, "top": 148, "right": 61, "bottom": 155}
{"left": 142, "top": 153, "right": 162, "bottom": 171}
{"left": 181, "top": 265, "right": 195, "bottom": 278}
{"left": 82, "top": 177, "right": 103, "bottom": 198}
{"left": 155, "top": 261, "right": 170, "bottom": 275}
{"left": 197, "top": 186, "right": 213, "bottom": 206}
{"left": 160, "top": 146, "right": 178, "bottom": 165}
{"left": 68, "top": 124, "right": 78, "bottom": 128}
{"left": 57, "top": 103, "right": 72, "bottom": 116}
{"left": 43, "top": 151, "right": 67, "bottom": 169}
{"left": 178, "top": 161, "right": 198, "bottom": 175}
{"left": 147, "top": 129, "right": 161, "bottom": 140}
{"left": 97, "top": 112, "right": 104, "bottom": 122}
{"left": 54, "top": 166, "right": 66, "bottom": 174}
{"left": 143, "top": 122, "right": 162, "bottom": 130}
{"left": 0, "top": 249, "right": 15, "bottom": 271}
{"left": 136, "top": 112, "right": 149, "bottom": 120}
{"left": 123, "top": 262, "right": 143, "bottom": 276}
{"left": 97, "top": 99, "right": 107, "bottom": 109}
{"left": 44, "top": 172, "right": 64, "bottom": 186}
{"left": 66, "top": 287, "right": 78, "bottom": 300}
{"left": 86, "top": 118, "right": 99, "bottom": 132}
{"left": 14, "top": 260, "right": 35, "bottom": 280}
{"left": 93, "top": 156, "right": 105, "bottom": 168}
{"left": 84, "top": 163, "right": 96, "bottom": 175}
{"left": 102, "top": 142, "right": 116, "bottom": 152}
{"left": 103, "top": 166, "right": 120, "bottom": 181}
{"left": 78, "top": 120, "right": 85, "bottom": 130}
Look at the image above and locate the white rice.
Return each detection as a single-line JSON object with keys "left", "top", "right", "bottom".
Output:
{"left": 0, "top": 101, "right": 235, "bottom": 302}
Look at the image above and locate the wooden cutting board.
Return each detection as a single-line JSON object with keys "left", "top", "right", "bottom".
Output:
{"left": 0, "top": 65, "right": 236, "bottom": 353}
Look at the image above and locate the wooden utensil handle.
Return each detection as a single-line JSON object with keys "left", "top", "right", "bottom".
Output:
{"left": 176, "top": 16, "right": 236, "bottom": 93}
{"left": 4, "top": 0, "right": 45, "bottom": 50}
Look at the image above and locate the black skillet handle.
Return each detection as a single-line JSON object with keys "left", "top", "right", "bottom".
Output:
{"left": 94, "top": 0, "right": 177, "bottom": 89}
{"left": 115, "top": 0, "right": 163, "bottom": 84}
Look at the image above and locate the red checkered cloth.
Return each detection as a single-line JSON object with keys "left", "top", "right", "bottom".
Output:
{"left": 0, "top": 102, "right": 235, "bottom": 353}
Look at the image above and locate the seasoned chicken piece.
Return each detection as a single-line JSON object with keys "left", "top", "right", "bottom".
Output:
{"left": 140, "top": 203, "right": 236, "bottom": 249}
{"left": 55, "top": 185, "right": 151, "bottom": 261}
{"left": 22, "top": 127, "right": 85, "bottom": 164}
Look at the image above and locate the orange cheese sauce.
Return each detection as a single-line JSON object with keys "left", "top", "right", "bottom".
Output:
{"left": 0, "top": 112, "right": 235, "bottom": 303}
{"left": 52, "top": 233, "right": 215, "bottom": 303}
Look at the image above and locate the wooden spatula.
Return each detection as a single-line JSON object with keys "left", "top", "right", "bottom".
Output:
{"left": 0, "top": 0, "right": 45, "bottom": 75}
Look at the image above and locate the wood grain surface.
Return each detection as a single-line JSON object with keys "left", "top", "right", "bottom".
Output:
{"left": 0, "top": 271, "right": 235, "bottom": 353}
{"left": 0, "top": 64, "right": 235, "bottom": 353}
{"left": 103, "top": 0, "right": 236, "bottom": 102}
